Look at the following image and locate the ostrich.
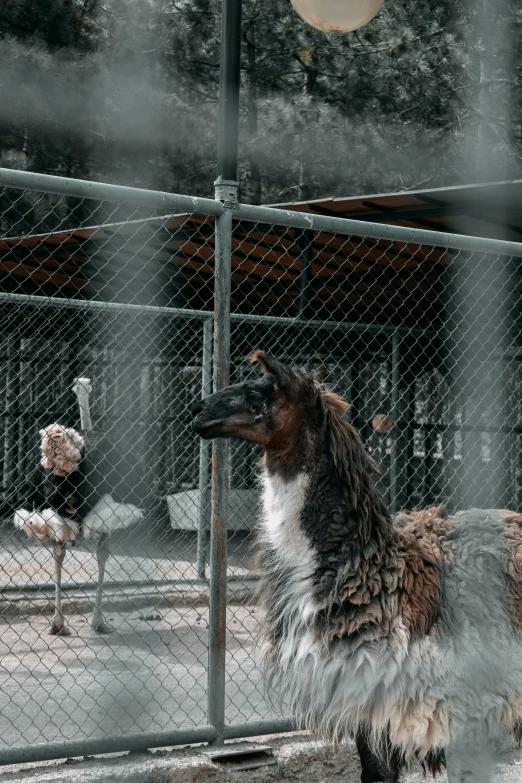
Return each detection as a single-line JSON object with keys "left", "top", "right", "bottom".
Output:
{"left": 192, "top": 350, "right": 522, "bottom": 783}
{"left": 13, "top": 378, "right": 143, "bottom": 635}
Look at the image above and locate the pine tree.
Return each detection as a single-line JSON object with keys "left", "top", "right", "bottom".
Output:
{"left": 0, "top": 0, "right": 521, "bottom": 212}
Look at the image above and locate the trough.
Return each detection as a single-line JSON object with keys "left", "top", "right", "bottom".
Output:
{"left": 167, "top": 489, "right": 259, "bottom": 531}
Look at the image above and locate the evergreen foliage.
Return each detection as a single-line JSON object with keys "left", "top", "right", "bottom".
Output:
{"left": 0, "top": 0, "right": 520, "bottom": 204}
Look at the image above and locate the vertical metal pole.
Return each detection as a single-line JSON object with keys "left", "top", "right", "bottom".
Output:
{"left": 216, "top": 0, "right": 242, "bottom": 184}
{"left": 208, "top": 0, "right": 241, "bottom": 745}
{"left": 297, "top": 229, "right": 313, "bottom": 318}
{"left": 389, "top": 332, "right": 401, "bottom": 514}
{"left": 208, "top": 188, "right": 235, "bottom": 746}
{"left": 208, "top": 0, "right": 241, "bottom": 736}
{"left": 197, "top": 317, "right": 213, "bottom": 580}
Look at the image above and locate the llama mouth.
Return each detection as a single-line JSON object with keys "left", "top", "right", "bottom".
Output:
{"left": 192, "top": 417, "right": 224, "bottom": 438}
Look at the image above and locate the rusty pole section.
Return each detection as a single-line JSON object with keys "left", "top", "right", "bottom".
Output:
{"left": 207, "top": 183, "right": 235, "bottom": 745}
{"left": 197, "top": 316, "right": 214, "bottom": 580}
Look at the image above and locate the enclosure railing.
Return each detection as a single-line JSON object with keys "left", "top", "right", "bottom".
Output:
{"left": 0, "top": 166, "right": 521, "bottom": 765}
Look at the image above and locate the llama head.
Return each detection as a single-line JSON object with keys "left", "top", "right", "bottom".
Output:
{"left": 192, "top": 350, "right": 336, "bottom": 451}
{"left": 39, "top": 423, "right": 85, "bottom": 476}
{"left": 192, "top": 350, "right": 379, "bottom": 481}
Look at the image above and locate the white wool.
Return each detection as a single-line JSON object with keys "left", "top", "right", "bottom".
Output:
{"left": 260, "top": 471, "right": 319, "bottom": 663}
{"left": 13, "top": 508, "right": 80, "bottom": 543}
{"left": 83, "top": 494, "right": 143, "bottom": 538}
{"left": 262, "top": 471, "right": 312, "bottom": 568}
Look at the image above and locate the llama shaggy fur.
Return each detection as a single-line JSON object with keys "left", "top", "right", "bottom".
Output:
{"left": 192, "top": 350, "right": 522, "bottom": 783}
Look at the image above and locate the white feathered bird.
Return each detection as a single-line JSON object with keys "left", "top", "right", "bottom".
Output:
{"left": 14, "top": 378, "right": 143, "bottom": 635}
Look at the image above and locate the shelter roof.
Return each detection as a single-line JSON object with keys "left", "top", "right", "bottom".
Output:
{"left": 1, "top": 179, "right": 519, "bottom": 328}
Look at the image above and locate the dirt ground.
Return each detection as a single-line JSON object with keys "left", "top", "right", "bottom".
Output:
{"left": 0, "top": 603, "right": 522, "bottom": 780}
{"left": 0, "top": 601, "right": 274, "bottom": 748}
{"left": 0, "top": 522, "right": 269, "bottom": 752}
{"left": 0, "top": 525, "right": 253, "bottom": 587}
{"left": 1, "top": 525, "right": 522, "bottom": 782}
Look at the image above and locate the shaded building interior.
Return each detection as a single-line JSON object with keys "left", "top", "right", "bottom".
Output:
{"left": 0, "top": 180, "right": 521, "bottom": 517}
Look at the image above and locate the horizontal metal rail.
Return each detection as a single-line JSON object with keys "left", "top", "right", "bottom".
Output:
{"left": 0, "top": 291, "right": 215, "bottom": 319}
{"left": 0, "top": 291, "right": 439, "bottom": 337}
{"left": 234, "top": 202, "right": 522, "bottom": 258}
{"left": 0, "top": 168, "right": 224, "bottom": 217}
{"left": 0, "top": 718, "right": 301, "bottom": 766}
{"left": 224, "top": 718, "right": 300, "bottom": 739}
{"left": 0, "top": 726, "right": 218, "bottom": 766}
{"left": 2, "top": 167, "right": 522, "bottom": 258}
{"left": 230, "top": 309, "right": 437, "bottom": 337}
{"left": 0, "top": 573, "right": 260, "bottom": 596}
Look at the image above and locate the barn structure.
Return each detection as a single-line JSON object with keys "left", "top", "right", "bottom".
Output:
{"left": 0, "top": 179, "right": 521, "bottom": 530}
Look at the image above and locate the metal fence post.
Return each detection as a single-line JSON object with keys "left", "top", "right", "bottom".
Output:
{"left": 208, "top": 181, "right": 235, "bottom": 745}
{"left": 197, "top": 317, "right": 214, "bottom": 580}
{"left": 297, "top": 229, "right": 313, "bottom": 319}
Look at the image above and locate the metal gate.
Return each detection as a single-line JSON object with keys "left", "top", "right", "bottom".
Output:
{"left": 0, "top": 167, "right": 519, "bottom": 763}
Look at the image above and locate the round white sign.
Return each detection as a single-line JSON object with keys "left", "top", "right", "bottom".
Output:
{"left": 290, "top": 0, "right": 384, "bottom": 32}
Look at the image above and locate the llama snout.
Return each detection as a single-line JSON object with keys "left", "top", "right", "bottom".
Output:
{"left": 192, "top": 400, "right": 204, "bottom": 418}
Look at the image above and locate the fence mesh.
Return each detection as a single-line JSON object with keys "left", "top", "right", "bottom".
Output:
{"left": 0, "top": 178, "right": 520, "bottom": 751}
{"left": 223, "top": 218, "right": 520, "bottom": 723}
{"left": 0, "top": 188, "right": 224, "bottom": 744}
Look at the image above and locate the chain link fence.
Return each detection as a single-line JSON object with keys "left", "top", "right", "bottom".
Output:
{"left": 0, "top": 167, "right": 520, "bottom": 763}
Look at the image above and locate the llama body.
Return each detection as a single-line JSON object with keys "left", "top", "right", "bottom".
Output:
{"left": 192, "top": 350, "right": 522, "bottom": 782}
{"left": 260, "top": 476, "right": 522, "bottom": 758}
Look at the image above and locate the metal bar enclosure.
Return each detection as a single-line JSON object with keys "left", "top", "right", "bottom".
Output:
{"left": 216, "top": 0, "right": 242, "bottom": 181}
{"left": 4, "top": 166, "right": 522, "bottom": 763}
{"left": 2, "top": 166, "right": 522, "bottom": 256}
{"left": 197, "top": 317, "right": 214, "bottom": 579}
{"left": 207, "top": 206, "right": 233, "bottom": 744}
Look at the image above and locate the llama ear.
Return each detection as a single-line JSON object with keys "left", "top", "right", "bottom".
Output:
{"left": 249, "top": 350, "right": 296, "bottom": 392}
{"left": 249, "top": 350, "right": 275, "bottom": 374}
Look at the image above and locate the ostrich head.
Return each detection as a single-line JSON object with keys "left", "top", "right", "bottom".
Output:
{"left": 40, "top": 423, "right": 85, "bottom": 476}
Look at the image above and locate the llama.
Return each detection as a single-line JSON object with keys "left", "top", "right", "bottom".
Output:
{"left": 192, "top": 350, "right": 522, "bottom": 783}
{"left": 13, "top": 378, "right": 143, "bottom": 635}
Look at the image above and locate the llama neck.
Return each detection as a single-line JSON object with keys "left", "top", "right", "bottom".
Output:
{"left": 261, "top": 425, "right": 398, "bottom": 616}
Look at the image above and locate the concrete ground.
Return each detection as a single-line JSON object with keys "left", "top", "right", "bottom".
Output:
{"left": 1, "top": 526, "right": 522, "bottom": 781}
{"left": 0, "top": 522, "right": 267, "bottom": 752}
{"left": 0, "top": 735, "right": 520, "bottom": 783}
{"left": 0, "top": 603, "right": 274, "bottom": 748}
{"left": 0, "top": 526, "right": 253, "bottom": 588}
